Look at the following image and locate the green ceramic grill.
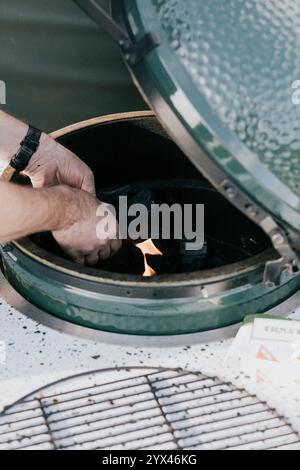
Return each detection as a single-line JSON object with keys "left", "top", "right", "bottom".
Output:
{"left": 1, "top": 0, "right": 300, "bottom": 336}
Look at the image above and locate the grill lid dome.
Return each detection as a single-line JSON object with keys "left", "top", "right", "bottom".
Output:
{"left": 76, "top": 0, "right": 300, "bottom": 286}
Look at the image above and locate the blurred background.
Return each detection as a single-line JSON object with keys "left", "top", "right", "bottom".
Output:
{"left": 0, "top": 0, "right": 145, "bottom": 132}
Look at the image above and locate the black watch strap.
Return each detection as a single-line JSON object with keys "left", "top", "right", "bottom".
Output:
{"left": 10, "top": 126, "right": 42, "bottom": 172}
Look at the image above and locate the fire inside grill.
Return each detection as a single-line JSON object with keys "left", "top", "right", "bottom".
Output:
{"left": 136, "top": 239, "right": 163, "bottom": 277}
{"left": 95, "top": 180, "right": 270, "bottom": 277}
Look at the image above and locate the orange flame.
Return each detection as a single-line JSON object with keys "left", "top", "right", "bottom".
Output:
{"left": 136, "top": 239, "right": 163, "bottom": 277}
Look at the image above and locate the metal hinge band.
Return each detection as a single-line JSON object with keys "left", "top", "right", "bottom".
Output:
{"left": 74, "top": 0, "right": 160, "bottom": 65}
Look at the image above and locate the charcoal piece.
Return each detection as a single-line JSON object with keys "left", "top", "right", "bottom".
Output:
{"left": 97, "top": 186, "right": 155, "bottom": 243}
{"left": 146, "top": 239, "right": 180, "bottom": 275}
{"left": 99, "top": 243, "right": 145, "bottom": 275}
{"left": 31, "top": 232, "right": 65, "bottom": 258}
{"left": 240, "top": 235, "right": 264, "bottom": 256}
{"left": 179, "top": 240, "right": 208, "bottom": 272}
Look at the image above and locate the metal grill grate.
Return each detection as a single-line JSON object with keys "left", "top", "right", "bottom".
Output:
{"left": 0, "top": 368, "right": 299, "bottom": 450}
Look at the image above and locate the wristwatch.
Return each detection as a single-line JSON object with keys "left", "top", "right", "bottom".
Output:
{"left": 1, "top": 125, "right": 42, "bottom": 183}
{"left": 10, "top": 125, "right": 42, "bottom": 172}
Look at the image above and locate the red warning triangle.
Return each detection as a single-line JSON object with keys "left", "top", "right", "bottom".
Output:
{"left": 256, "top": 369, "right": 272, "bottom": 384}
{"left": 257, "top": 345, "right": 278, "bottom": 362}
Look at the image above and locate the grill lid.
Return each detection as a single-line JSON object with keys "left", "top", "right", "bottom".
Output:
{"left": 75, "top": 0, "right": 300, "bottom": 286}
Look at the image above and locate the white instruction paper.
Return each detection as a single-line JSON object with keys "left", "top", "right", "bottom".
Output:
{"left": 227, "top": 318, "right": 300, "bottom": 385}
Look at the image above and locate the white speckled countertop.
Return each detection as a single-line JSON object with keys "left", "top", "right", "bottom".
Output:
{"left": 0, "top": 271, "right": 300, "bottom": 438}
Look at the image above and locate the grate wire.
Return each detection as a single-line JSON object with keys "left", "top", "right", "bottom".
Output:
{"left": 0, "top": 367, "right": 299, "bottom": 451}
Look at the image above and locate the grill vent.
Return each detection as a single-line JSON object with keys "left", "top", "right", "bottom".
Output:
{"left": 0, "top": 368, "right": 299, "bottom": 450}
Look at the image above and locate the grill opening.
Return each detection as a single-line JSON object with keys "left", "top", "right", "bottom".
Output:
{"left": 28, "top": 117, "right": 271, "bottom": 277}
{"left": 32, "top": 179, "right": 270, "bottom": 276}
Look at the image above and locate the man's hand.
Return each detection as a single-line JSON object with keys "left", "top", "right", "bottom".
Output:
{"left": 0, "top": 182, "right": 122, "bottom": 266}
{"left": 53, "top": 190, "right": 121, "bottom": 266}
{"left": 0, "top": 112, "right": 122, "bottom": 265}
{"left": 23, "top": 133, "right": 96, "bottom": 194}
{"left": 0, "top": 111, "right": 96, "bottom": 194}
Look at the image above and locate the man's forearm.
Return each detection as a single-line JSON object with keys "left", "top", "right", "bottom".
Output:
{"left": 0, "top": 111, "right": 54, "bottom": 164}
{"left": 0, "top": 111, "right": 29, "bottom": 163}
{"left": 0, "top": 112, "right": 117, "bottom": 263}
{"left": 0, "top": 181, "right": 78, "bottom": 244}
